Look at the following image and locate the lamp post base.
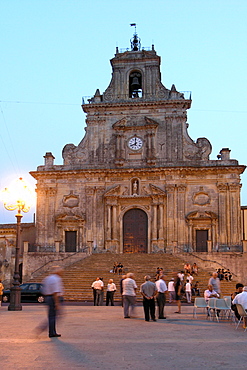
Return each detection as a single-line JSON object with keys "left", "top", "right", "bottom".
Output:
{"left": 8, "top": 286, "right": 22, "bottom": 311}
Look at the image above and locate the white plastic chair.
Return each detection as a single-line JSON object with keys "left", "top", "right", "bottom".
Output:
{"left": 223, "top": 296, "right": 236, "bottom": 324}
{"left": 214, "top": 299, "right": 231, "bottom": 322}
{"left": 223, "top": 296, "right": 231, "bottom": 309}
{"left": 207, "top": 298, "right": 217, "bottom": 321}
{"left": 193, "top": 297, "right": 208, "bottom": 318}
{"left": 236, "top": 304, "right": 247, "bottom": 331}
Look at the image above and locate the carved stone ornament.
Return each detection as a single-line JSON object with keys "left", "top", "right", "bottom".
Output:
{"left": 113, "top": 116, "right": 159, "bottom": 131}
{"left": 56, "top": 211, "right": 85, "bottom": 224}
{"left": 62, "top": 191, "right": 79, "bottom": 208}
{"left": 186, "top": 210, "right": 217, "bottom": 222}
{"left": 193, "top": 192, "right": 210, "bottom": 206}
{"left": 183, "top": 135, "right": 212, "bottom": 161}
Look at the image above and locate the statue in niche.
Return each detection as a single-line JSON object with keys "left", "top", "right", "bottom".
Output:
{"left": 132, "top": 180, "right": 138, "bottom": 195}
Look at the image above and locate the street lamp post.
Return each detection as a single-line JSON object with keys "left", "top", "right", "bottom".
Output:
{"left": 1, "top": 177, "right": 34, "bottom": 311}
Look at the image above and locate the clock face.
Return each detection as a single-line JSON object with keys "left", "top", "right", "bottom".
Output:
{"left": 128, "top": 137, "right": 143, "bottom": 150}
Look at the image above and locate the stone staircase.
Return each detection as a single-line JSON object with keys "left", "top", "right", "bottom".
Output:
{"left": 34, "top": 253, "right": 236, "bottom": 302}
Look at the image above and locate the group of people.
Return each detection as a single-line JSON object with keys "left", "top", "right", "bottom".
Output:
{"left": 33, "top": 263, "right": 246, "bottom": 338}
{"left": 122, "top": 272, "right": 168, "bottom": 321}
{"left": 217, "top": 268, "right": 232, "bottom": 281}
{"left": 184, "top": 262, "right": 198, "bottom": 275}
{"left": 204, "top": 271, "right": 247, "bottom": 327}
{"left": 112, "top": 262, "right": 124, "bottom": 275}
{"left": 91, "top": 277, "right": 117, "bottom": 306}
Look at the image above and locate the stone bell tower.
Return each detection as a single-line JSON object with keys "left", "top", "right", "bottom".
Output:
{"left": 32, "top": 30, "right": 245, "bottom": 255}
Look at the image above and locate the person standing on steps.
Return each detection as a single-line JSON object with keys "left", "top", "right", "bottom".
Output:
{"left": 140, "top": 275, "right": 157, "bottom": 322}
{"left": 155, "top": 275, "right": 168, "bottom": 319}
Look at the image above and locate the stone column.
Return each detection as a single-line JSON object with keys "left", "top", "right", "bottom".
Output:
{"left": 152, "top": 203, "right": 158, "bottom": 241}
{"left": 112, "top": 202, "right": 117, "bottom": 241}
{"left": 177, "top": 185, "right": 187, "bottom": 248}
{"left": 188, "top": 220, "right": 193, "bottom": 251}
{"left": 47, "top": 188, "right": 57, "bottom": 244}
{"left": 35, "top": 188, "right": 47, "bottom": 245}
{"left": 106, "top": 204, "right": 112, "bottom": 240}
{"left": 229, "top": 183, "right": 242, "bottom": 246}
{"left": 166, "top": 185, "right": 175, "bottom": 247}
{"left": 158, "top": 203, "right": 164, "bottom": 240}
{"left": 217, "top": 183, "right": 227, "bottom": 246}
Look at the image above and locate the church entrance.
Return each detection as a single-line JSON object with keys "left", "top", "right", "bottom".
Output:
{"left": 123, "top": 209, "right": 148, "bottom": 253}
{"left": 196, "top": 230, "right": 208, "bottom": 252}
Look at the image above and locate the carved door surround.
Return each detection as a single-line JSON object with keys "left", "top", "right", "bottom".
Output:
{"left": 186, "top": 211, "right": 218, "bottom": 252}
{"left": 123, "top": 208, "right": 148, "bottom": 253}
{"left": 104, "top": 183, "right": 166, "bottom": 253}
{"left": 55, "top": 212, "right": 85, "bottom": 252}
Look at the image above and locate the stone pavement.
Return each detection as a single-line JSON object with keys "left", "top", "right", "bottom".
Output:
{"left": 0, "top": 303, "right": 247, "bottom": 370}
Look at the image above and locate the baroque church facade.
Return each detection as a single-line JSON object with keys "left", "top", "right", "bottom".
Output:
{"left": 31, "top": 33, "right": 245, "bottom": 255}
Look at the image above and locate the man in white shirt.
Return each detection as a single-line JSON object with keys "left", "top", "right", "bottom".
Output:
{"left": 204, "top": 284, "right": 219, "bottom": 302}
{"left": 185, "top": 279, "right": 192, "bottom": 303}
{"left": 155, "top": 275, "right": 168, "bottom": 319}
{"left": 232, "top": 286, "right": 247, "bottom": 327}
{"left": 122, "top": 273, "right": 137, "bottom": 318}
{"left": 91, "top": 277, "right": 104, "bottom": 306}
{"left": 37, "top": 266, "right": 64, "bottom": 338}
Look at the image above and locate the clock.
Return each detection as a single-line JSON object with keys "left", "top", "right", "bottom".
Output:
{"left": 128, "top": 136, "right": 143, "bottom": 150}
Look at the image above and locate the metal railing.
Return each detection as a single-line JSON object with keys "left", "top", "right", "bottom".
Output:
{"left": 82, "top": 91, "right": 192, "bottom": 105}
{"left": 29, "top": 246, "right": 90, "bottom": 279}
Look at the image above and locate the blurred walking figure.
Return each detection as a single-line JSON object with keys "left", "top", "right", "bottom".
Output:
{"left": 122, "top": 273, "right": 137, "bottom": 318}
{"left": 35, "top": 266, "right": 64, "bottom": 338}
{"left": 106, "top": 279, "right": 116, "bottom": 306}
{"left": 120, "top": 275, "right": 126, "bottom": 307}
{"left": 0, "top": 279, "right": 4, "bottom": 306}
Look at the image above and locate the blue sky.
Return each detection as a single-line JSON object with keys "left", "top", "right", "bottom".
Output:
{"left": 1, "top": 0, "right": 247, "bottom": 223}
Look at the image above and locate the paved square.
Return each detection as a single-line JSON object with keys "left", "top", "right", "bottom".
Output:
{"left": 0, "top": 304, "right": 246, "bottom": 369}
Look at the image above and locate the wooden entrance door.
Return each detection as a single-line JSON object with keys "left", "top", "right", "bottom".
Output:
{"left": 123, "top": 209, "right": 148, "bottom": 253}
{"left": 65, "top": 231, "right": 77, "bottom": 252}
{"left": 196, "top": 230, "right": 208, "bottom": 252}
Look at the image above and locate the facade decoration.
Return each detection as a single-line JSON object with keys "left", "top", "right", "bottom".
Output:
{"left": 30, "top": 31, "right": 245, "bottom": 255}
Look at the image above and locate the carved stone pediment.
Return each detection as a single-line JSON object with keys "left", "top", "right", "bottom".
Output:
{"left": 149, "top": 184, "right": 166, "bottom": 195}
{"left": 113, "top": 116, "right": 159, "bottom": 131}
{"left": 56, "top": 211, "right": 85, "bottom": 225}
{"left": 62, "top": 191, "right": 79, "bottom": 208}
{"left": 186, "top": 210, "right": 217, "bottom": 221}
{"left": 104, "top": 185, "right": 121, "bottom": 197}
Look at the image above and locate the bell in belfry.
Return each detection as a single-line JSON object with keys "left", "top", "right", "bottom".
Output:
{"left": 131, "top": 76, "right": 141, "bottom": 90}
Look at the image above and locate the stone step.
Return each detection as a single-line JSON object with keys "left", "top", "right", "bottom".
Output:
{"left": 32, "top": 253, "right": 236, "bottom": 301}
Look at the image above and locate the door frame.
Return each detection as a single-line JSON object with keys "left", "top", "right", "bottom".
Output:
{"left": 120, "top": 206, "right": 150, "bottom": 253}
{"left": 195, "top": 229, "right": 209, "bottom": 252}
